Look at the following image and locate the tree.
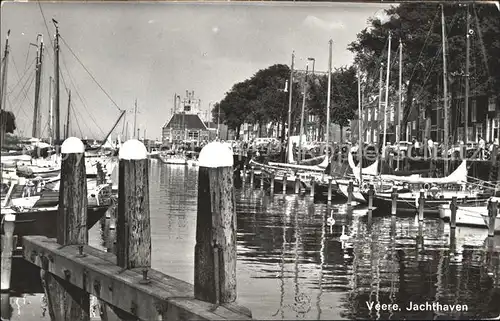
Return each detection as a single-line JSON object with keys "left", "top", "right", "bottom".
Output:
{"left": 305, "top": 66, "right": 358, "bottom": 142}
{"left": 0, "top": 110, "right": 16, "bottom": 145}
{"left": 348, "top": 3, "right": 500, "bottom": 141}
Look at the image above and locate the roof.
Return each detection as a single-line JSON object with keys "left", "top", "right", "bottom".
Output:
{"left": 162, "top": 113, "right": 208, "bottom": 130}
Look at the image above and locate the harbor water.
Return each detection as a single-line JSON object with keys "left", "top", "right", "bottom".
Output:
{"left": 5, "top": 160, "right": 500, "bottom": 320}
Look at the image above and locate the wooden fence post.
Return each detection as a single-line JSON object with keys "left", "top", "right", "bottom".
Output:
{"left": 294, "top": 175, "right": 300, "bottom": 194}
{"left": 116, "top": 139, "right": 151, "bottom": 269}
{"left": 310, "top": 177, "right": 315, "bottom": 197}
{"left": 195, "top": 142, "right": 237, "bottom": 304}
{"left": 282, "top": 174, "right": 287, "bottom": 194}
{"left": 45, "top": 137, "right": 90, "bottom": 321}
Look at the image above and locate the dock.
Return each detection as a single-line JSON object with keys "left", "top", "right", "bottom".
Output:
{"left": 2, "top": 138, "right": 252, "bottom": 321}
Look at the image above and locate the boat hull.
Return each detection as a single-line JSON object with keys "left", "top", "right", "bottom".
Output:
{"left": 1, "top": 205, "right": 109, "bottom": 239}
{"left": 372, "top": 193, "right": 489, "bottom": 216}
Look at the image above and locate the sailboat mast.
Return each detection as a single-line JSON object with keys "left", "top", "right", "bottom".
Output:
{"left": 286, "top": 52, "right": 295, "bottom": 162}
{"left": 65, "top": 90, "right": 71, "bottom": 139}
{"left": 441, "top": 5, "right": 449, "bottom": 176}
{"left": 397, "top": 39, "right": 402, "bottom": 144}
{"left": 397, "top": 39, "right": 403, "bottom": 170}
{"left": 298, "top": 63, "right": 309, "bottom": 162}
{"left": 465, "top": 5, "right": 470, "bottom": 145}
{"left": 32, "top": 35, "right": 44, "bottom": 138}
{"left": 133, "top": 98, "right": 137, "bottom": 139}
{"left": 0, "top": 30, "right": 10, "bottom": 147}
{"left": 0, "top": 30, "right": 10, "bottom": 112}
{"left": 358, "top": 68, "right": 363, "bottom": 184}
{"left": 377, "top": 65, "right": 383, "bottom": 146}
{"left": 53, "top": 20, "right": 61, "bottom": 146}
{"left": 326, "top": 40, "right": 333, "bottom": 159}
{"left": 48, "top": 76, "right": 53, "bottom": 145}
{"left": 382, "top": 32, "right": 392, "bottom": 158}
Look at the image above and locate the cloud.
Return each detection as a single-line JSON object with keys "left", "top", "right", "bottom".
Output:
{"left": 212, "top": 26, "right": 219, "bottom": 33}
{"left": 148, "top": 19, "right": 155, "bottom": 24}
{"left": 302, "top": 15, "right": 345, "bottom": 31}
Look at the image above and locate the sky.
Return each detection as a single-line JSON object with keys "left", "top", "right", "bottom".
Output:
{"left": 1, "top": 1, "right": 393, "bottom": 140}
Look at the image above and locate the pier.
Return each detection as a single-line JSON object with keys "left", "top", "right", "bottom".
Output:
{"left": 2, "top": 138, "right": 252, "bottom": 321}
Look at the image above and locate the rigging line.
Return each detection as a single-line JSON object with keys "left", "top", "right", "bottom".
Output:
{"left": 59, "top": 35, "right": 123, "bottom": 112}
{"left": 10, "top": 56, "right": 35, "bottom": 109}
{"left": 23, "top": 43, "right": 34, "bottom": 76}
{"left": 6, "top": 95, "right": 29, "bottom": 121}
{"left": 472, "top": 4, "right": 490, "bottom": 76}
{"left": 7, "top": 58, "right": 37, "bottom": 96}
{"left": 12, "top": 73, "right": 35, "bottom": 122}
{"left": 59, "top": 51, "right": 106, "bottom": 137}
{"left": 9, "top": 67, "right": 36, "bottom": 109}
{"left": 410, "top": 45, "right": 443, "bottom": 105}
{"left": 37, "top": 0, "right": 55, "bottom": 58}
{"left": 71, "top": 99, "right": 94, "bottom": 136}
{"left": 70, "top": 103, "right": 85, "bottom": 138}
{"left": 406, "top": 6, "right": 440, "bottom": 86}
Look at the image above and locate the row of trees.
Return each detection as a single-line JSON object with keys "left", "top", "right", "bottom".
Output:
{"left": 211, "top": 64, "right": 358, "bottom": 141}
{"left": 213, "top": 3, "right": 499, "bottom": 142}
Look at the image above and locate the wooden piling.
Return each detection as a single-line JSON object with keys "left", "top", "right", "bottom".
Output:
{"left": 195, "top": 142, "right": 237, "bottom": 304}
{"left": 294, "top": 175, "right": 300, "bottom": 194}
{"left": 250, "top": 166, "right": 254, "bottom": 187}
{"left": 347, "top": 181, "right": 353, "bottom": 206}
{"left": 242, "top": 165, "right": 247, "bottom": 183}
{"left": 0, "top": 214, "right": 15, "bottom": 291}
{"left": 47, "top": 137, "right": 90, "bottom": 321}
{"left": 368, "top": 185, "right": 374, "bottom": 223}
{"left": 488, "top": 200, "right": 497, "bottom": 237}
{"left": 282, "top": 174, "right": 287, "bottom": 194}
{"left": 327, "top": 177, "right": 333, "bottom": 203}
{"left": 260, "top": 171, "right": 264, "bottom": 190}
{"left": 310, "top": 177, "right": 315, "bottom": 197}
{"left": 418, "top": 190, "right": 425, "bottom": 221}
{"left": 391, "top": 187, "right": 398, "bottom": 216}
{"left": 450, "top": 196, "right": 457, "bottom": 229}
{"left": 1, "top": 293, "right": 11, "bottom": 321}
{"left": 116, "top": 139, "right": 151, "bottom": 269}
{"left": 269, "top": 172, "right": 275, "bottom": 195}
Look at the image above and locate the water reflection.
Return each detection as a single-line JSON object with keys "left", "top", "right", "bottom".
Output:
{"left": 7, "top": 162, "right": 500, "bottom": 320}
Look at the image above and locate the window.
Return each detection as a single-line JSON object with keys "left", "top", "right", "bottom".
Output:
{"left": 468, "top": 127, "right": 474, "bottom": 143}
{"left": 458, "top": 127, "right": 464, "bottom": 142}
{"left": 471, "top": 100, "right": 477, "bottom": 123}
{"left": 489, "top": 96, "right": 496, "bottom": 112}
{"left": 475, "top": 124, "right": 483, "bottom": 142}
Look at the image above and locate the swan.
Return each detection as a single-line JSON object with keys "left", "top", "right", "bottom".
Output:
{"left": 340, "top": 226, "right": 350, "bottom": 242}
{"left": 326, "top": 210, "right": 335, "bottom": 226}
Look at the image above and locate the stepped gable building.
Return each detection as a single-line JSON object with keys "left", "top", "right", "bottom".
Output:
{"left": 161, "top": 91, "right": 209, "bottom": 145}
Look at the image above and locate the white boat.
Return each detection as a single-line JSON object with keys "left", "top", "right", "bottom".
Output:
{"left": 158, "top": 153, "right": 187, "bottom": 165}
{"left": 439, "top": 201, "right": 500, "bottom": 232}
